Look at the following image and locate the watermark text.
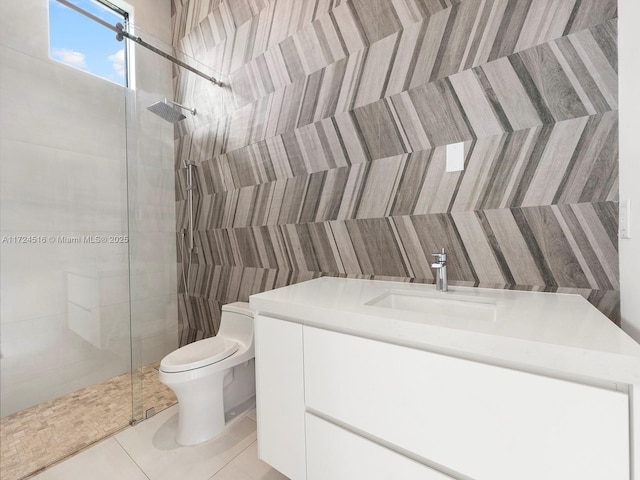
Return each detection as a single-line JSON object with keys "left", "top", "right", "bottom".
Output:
{"left": 1, "top": 234, "right": 129, "bottom": 245}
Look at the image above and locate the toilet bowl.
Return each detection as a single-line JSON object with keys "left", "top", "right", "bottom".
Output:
{"left": 159, "top": 302, "right": 255, "bottom": 445}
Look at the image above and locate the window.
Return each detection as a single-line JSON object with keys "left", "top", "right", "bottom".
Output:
{"left": 49, "top": 0, "right": 130, "bottom": 87}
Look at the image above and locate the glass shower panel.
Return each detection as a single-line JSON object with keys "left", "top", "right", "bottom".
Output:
{"left": 0, "top": 62, "right": 133, "bottom": 420}
{"left": 126, "top": 24, "right": 181, "bottom": 423}
{"left": 124, "top": 86, "right": 144, "bottom": 424}
{"left": 0, "top": 0, "right": 184, "bottom": 476}
{"left": 0, "top": 2, "right": 137, "bottom": 471}
{"left": 125, "top": 20, "right": 227, "bottom": 421}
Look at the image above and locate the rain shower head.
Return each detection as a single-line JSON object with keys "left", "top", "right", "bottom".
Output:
{"left": 147, "top": 99, "right": 196, "bottom": 124}
{"left": 147, "top": 100, "right": 185, "bottom": 123}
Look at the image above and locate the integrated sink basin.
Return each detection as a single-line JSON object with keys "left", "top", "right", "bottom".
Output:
{"left": 365, "top": 290, "right": 498, "bottom": 322}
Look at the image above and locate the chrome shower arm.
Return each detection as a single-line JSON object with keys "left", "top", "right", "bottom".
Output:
{"left": 166, "top": 99, "right": 196, "bottom": 116}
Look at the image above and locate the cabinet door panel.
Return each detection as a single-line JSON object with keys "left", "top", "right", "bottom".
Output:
{"left": 304, "top": 327, "right": 629, "bottom": 480}
{"left": 255, "top": 315, "right": 305, "bottom": 480}
{"left": 306, "top": 413, "right": 454, "bottom": 480}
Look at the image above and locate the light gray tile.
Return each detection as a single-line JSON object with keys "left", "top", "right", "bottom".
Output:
{"left": 31, "top": 438, "right": 147, "bottom": 480}
{"left": 209, "top": 441, "right": 287, "bottom": 480}
{"left": 115, "top": 405, "right": 257, "bottom": 480}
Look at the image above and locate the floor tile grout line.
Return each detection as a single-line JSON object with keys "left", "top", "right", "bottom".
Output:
{"left": 16, "top": 425, "right": 133, "bottom": 480}
{"left": 206, "top": 439, "right": 259, "bottom": 480}
{"left": 204, "top": 408, "right": 258, "bottom": 480}
{"left": 113, "top": 435, "right": 152, "bottom": 480}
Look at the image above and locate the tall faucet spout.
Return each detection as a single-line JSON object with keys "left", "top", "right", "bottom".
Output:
{"left": 431, "top": 248, "right": 448, "bottom": 292}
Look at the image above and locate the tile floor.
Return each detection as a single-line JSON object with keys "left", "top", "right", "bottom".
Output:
{"left": 0, "top": 364, "right": 177, "bottom": 480}
{"left": 28, "top": 405, "right": 288, "bottom": 480}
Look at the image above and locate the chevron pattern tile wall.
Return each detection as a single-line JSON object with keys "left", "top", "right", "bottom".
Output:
{"left": 171, "top": 0, "right": 619, "bottom": 344}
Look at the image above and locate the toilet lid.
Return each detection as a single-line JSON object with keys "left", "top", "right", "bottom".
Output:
{"left": 160, "top": 337, "right": 239, "bottom": 373}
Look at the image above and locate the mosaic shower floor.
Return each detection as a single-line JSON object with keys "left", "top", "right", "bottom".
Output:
{"left": 0, "top": 363, "right": 176, "bottom": 480}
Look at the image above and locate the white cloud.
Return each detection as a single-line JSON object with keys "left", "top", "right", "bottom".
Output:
{"left": 52, "top": 48, "right": 87, "bottom": 69}
{"left": 108, "top": 49, "right": 126, "bottom": 78}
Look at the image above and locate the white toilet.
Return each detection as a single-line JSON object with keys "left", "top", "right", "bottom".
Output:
{"left": 158, "top": 302, "right": 255, "bottom": 445}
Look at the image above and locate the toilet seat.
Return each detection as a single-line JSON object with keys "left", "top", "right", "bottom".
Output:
{"left": 160, "top": 337, "right": 239, "bottom": 373}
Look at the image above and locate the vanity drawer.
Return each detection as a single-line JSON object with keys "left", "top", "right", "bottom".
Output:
{"left": 306, "top": 413, "right": 453, "bottom": 480}
{"left": 304, "top": 327, "right": 630, "bottom": 480}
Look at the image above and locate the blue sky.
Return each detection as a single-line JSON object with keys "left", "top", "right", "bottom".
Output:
{"left": 49, "top": 0, "right": 127, "bottom": 86}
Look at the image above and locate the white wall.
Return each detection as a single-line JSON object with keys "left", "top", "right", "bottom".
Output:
{"left": 0, "top": 0, "right": 177, "bottom": 417}
{"left": 619, "top": 0, "right": 640, "bottom": 342}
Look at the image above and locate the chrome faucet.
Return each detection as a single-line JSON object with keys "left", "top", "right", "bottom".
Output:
{"left": 431, "top": 248, "right": 448, "bottom": 292}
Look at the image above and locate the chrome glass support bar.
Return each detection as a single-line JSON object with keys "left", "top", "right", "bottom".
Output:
{"left": 56, "top": 0, "right": 119, "bottom": 32}
{"left": 53, "top": 0, "right": 223, "bottom": 87}
{"left": 115, "top": 23, "right": 223, "bottom": 87}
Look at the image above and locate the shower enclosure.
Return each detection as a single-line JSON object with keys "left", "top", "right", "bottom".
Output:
{"left": 0, "top": 1, "right": 216, "bottom": 478}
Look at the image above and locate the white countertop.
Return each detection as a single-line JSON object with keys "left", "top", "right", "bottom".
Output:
{"left": 250, "top": 277, "right": 640, "bottom": 386}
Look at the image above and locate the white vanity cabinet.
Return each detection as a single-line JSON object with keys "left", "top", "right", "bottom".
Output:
{"left": 256, "top": 313, "right": 447, "bottom": 480}
{"left": 305, "top": 413, "right": 454, "bottom": 480}
{"left": 254, "top": 314, "right": 306, "bottom": 480}
{"left": 256, "top": 315, "right": 630, "bottom": 480}
{"left": 251, "top": 278, "right": 640, "bottom": 480}
{"left": 305, "top": 327, "right": 629, "bottom": 480}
